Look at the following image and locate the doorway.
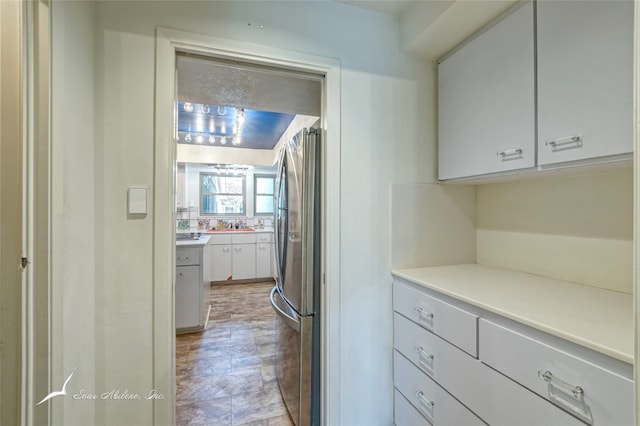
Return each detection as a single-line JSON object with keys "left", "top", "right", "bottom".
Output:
{"left": 154, "top": 28, "right": 342, "bottom": 425}
{"left": 173, "top": 54, "right": 321, "bottom": 424}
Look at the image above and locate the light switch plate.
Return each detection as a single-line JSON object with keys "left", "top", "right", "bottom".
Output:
{"left": 128, "top": 187, "right": 147, "bottom": 215}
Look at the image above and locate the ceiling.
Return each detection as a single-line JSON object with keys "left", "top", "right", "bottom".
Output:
{"left": 177, "top": 54, "right": 320, "bottom": 151}
{"left": 338, "top": 0, "right": 416, "bottom": 17}
{"left": 177, "top": 102, "right": 295, "bottom": 150}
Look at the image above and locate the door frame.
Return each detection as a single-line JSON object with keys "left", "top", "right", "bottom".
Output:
{"left": 153, "top": 27, "right": 341, "bottom": 425}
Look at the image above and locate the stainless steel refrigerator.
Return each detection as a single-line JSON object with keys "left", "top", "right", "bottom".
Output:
{"left": 270, "top": 127, "right": 321, "bottom": 426}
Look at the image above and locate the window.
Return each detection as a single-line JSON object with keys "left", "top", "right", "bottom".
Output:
{"left": 200, "top": 173, "right": 246, "bottom": 215}
{"left": 254, "top": 174, "right": 275, "bottom": 215}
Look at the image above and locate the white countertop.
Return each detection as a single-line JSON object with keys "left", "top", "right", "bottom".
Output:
{"left": 392, "top": 263, "right": 633, "bottom": 364}
{"left": 176, "top": 235, "right": 211, "bottom": 247}
{"left": 203, "top": 227, "right": 274, "bottom": 234}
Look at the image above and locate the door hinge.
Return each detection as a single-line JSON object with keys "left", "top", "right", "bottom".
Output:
{"left": 20, "top": 257, "right": 28, "bottom": 270}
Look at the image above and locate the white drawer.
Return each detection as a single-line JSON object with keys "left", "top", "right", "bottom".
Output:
{"left": 479, "top": 319, "right": 634, "bottom": 426}
{"left": 232, "top": 233, "right": 257, "bottom": 244}
{"left": 466, "top": 357, "right": 585, "bottom": 426}
{"left": 394, "top": 312, "right": 472, "bottom": 390}
{"left": 394, "top": 281, "right": 478, "bottom": 356}
{"left": 176, "top": 248, "right": 199, "bottom": 266}
{"left": 394, "top": 350, "right": 485, "bottom": 426}
{"left": 394, "top": 389, "right": 430, "bottom": 426}
{"left": 256, "top": 233, "right": 272, "bottom": 243}
{"left": 208, "top": 234, "right": 232, "bottom": 245}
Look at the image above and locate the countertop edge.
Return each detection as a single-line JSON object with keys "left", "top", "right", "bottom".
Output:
{"left": 391, "top": 265, "right": 633, "bottom": 364}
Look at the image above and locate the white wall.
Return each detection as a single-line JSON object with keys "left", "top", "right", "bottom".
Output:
{"left": 51, "top": 1, "right": 97, "bottom": 424}
{"left": 49, "top": 1, "right": 433, "bottom": 425}
{"left": 476, "top": 168, "right": 634, "bottom": 294}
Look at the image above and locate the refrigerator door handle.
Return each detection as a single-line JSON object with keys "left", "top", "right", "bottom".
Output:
{"left": 274, "top": 146, "right": 288, "bottom": 288}
{"left": 270, "top": 286, "right": 301, "bottom": 332}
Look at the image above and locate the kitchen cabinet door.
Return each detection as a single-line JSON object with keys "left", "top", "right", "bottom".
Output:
{"left": 438, "top": 2, "right": 535, "bottom": 180}
{"left": 537, "top": 1, "right": 633, "bottom": 167}
{"left": 211, "top": 245, "right": 232, "bottom": 281}
{"left": 256, "top": 243, "right": 271, "bottom": 278}
{"left": 232, "top": 244, "right": 256, "bottom": 280}
{"left": 176, "top": 266, "right": 200, "bottom": 329}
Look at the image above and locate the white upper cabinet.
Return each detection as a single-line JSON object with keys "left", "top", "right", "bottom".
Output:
{"left": 438, "top": 2, "right": 535, "bottom": 181}
{"left": 537, "top": 1, "right": 633, "bottom": 167}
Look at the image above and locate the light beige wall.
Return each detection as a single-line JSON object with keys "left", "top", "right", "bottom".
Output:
{"left": 476, "top": 168, "right": 634, "bottom": 294}
{"left": 391, "top": 183, "right": 476, "bottom": 269}
{"left": 84, "top": 1, "right": 432, "bottom": 425}
{"left": 51, "top": 1, "right": 97, "bottom": 423}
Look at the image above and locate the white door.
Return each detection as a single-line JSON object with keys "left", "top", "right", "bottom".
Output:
{"left": 232, "top": 243, "right": 256, "bottom": 280}
{"left": 256, "top": 243, "right": 271, "bottom": 278}
{"left": 211, "top": 245, "right": 232, "bottom": 281}
{"left": 537, "top": 1, "right": 633, "bottom": 166}
{"left": 175, "top": 266, "right": 200, "bottom": 329}
{"left": 438, "top": 2, "right": 535, "bottom": 180}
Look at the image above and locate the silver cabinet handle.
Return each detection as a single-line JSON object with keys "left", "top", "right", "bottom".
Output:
{"left": 416, "top": 391, "right": 435, "bottom": 422}
{"left": 497, "top": 148, "right": 523, "bottom": 160}
{"left": 538, "top": 370, "right": 593, "bottom": 425}
{"left": 415, "top": 346, "right": 435, "bottom": 375}
{"left": 415, "top": 346, "right": 434, "bottom": 359}
{"left": 415, "top": 307, "right": 434, "bottom": 329}
{"left": 545, "top": 135, "right": 582, "bottom": 150}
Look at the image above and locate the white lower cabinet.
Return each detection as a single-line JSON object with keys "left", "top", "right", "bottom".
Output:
{"left": 176, "top": 245, "right": 209, "bottom": 332}
{"left": 392, "top": 278, "right": 632, "bottom": 425}
{"left": 210, "top": 244, "right": 232, "bottom": 281}
{"left": 479, "top": 319, "right": 634, "bottom": 426}
{"left": 175, "top": 265, "right": 200, "bottom": 329}
{"left": 394, "top": 351, "right": 485, "bottom": 426}
{"left": 394, "top": 389, "right": 430, "bottom": 426}
{"left": 208, "top": 231, "right": 274, "bottom": 282}
{"left": 256, "top": 243, "right": 271, "bottom": 278}
{"left": 232, "top": 244, "right": 256, "bottom": 280}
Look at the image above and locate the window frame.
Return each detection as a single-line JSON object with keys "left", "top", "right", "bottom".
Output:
{"left": 253, "top": 173, "right": 276, "bottom": 216}
{"left": 199, "top": 172, "right": 247, "bottom": 216}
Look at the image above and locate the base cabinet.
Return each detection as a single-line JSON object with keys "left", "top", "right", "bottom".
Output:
{"left": 232, "top": 244, "right": 256, "bottom": 280}
{"left": 176, "top": 246, "right": 209, "bottom": 332}
{"left": 210, "top": 245, "right": 232, "bottom": 281}
{"left": 175, "top": 265, "right": 200, "bottom": 329}
{"left": 392, "top": 278, "right": 633, "bottom": 425}
{"left": 208, "top": 231, "right": 274, "bottom": 282}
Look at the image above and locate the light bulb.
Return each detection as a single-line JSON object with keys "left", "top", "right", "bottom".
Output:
{"left": 221, "top": 137, "right": 227, "bottom": 145}
{"left": 184, "top": 133, "right": 192, "bottom": 142}
{"left": 209, "top": 135, "right": 216, "bottom": 144}
{"left": 201, "top": 104, "right": 210, "bottom": 114}
{"left": 196, "top": 133, "right": 204, "bottom": 143}
{"left": 217, "top": 106, "right": 227, "bottom": 116}
{"left": 183, "top": 102, "right": 193, "bottom": 112}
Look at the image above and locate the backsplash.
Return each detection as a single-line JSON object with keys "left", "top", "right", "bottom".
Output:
{"left": 176, "top": 206, "right": 274, "bottom": 233}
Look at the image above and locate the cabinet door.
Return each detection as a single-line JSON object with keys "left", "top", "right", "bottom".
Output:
{"left": 256, "top": 243, "right": 271, "bottom": 278}
{"left": 211, "top": 245, "right": 232, "bottom": 281}
{"left": 232, "top": 244, "right": 256, "bottom": 280}
{"left": 175, "top": 266, "right": 200, "bottom": 329}
{"left": 537, "top": 1, "right": 633, "bottom": 166}
{"left": 438, "top": 2, "right": 535, "bottom": 180}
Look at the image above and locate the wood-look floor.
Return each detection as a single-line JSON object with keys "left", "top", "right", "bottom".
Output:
{"left": 176, "top": 281, "right": 294, "bottom": 426}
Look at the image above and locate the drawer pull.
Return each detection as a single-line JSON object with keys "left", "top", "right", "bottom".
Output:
{"left": 415, "top": 307, "right": 434, "bottom": 328}
{"left": 497, "top": 148, "right": 523, "bottom": 160}
{"left": 545, "top": 135, "right": 583, "bottom": 151}
{"left": 538, "top": 370, "right": 593, "bottom": 425}
{"left": 415, "top": 346, "right": 435, "bottom": 375}
{"left": 416, "top": 391, "right": 435, "bottom": 421}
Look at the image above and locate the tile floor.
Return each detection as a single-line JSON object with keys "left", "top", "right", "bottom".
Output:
{"left": 176, "top": 281, "right": 294, "bottom": 426}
